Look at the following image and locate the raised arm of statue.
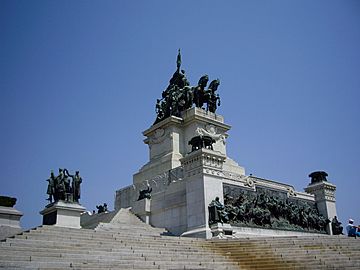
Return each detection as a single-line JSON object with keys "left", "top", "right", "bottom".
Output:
{"left": 64, "top": 168, "right": 73, "bottom": 178}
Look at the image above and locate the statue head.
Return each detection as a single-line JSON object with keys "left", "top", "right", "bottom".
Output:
{"left": 198, "top": 75, "right": 209, "bottom": 88}
{"left": 209, "top": 79, "right": 220, "bottom": 92}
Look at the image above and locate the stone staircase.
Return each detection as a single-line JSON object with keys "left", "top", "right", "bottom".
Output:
{"left": 94, "top": 208, "right": 170, "bottom": 236}
{"left": 207, "top": 235, "right": 360, "bottom": 269}
{"left": 0, "top": 208, "right": 359, "bottom": 269}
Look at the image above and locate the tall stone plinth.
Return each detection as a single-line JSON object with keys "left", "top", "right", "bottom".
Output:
{"left": 304, "top": 181, "right": 337, "bottom": 235}
{"left": 0, "top": 206, "right": 22, "bottom": 229}
{"left": 132, "top": 198, "right": 151, "bottom": 224}
{"left": 180, "top": 148, "right": 226, "bottom": 239}
{"left": 40, "top": 201, "right": 85, "bottom": 229}
{"left": 134, "top": 107, "right": 244, "bottom": 187}
{"left": 0, "top": 206, "right": 23, "bottom": 240}
{"left": 115, "top": 107, "right": 245, "bottom": 236}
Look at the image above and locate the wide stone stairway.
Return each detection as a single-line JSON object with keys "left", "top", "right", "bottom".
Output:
{"left": 1, "top": 208, "right": 360, "bottom": 269}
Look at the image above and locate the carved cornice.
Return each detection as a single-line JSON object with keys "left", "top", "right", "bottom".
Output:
{"left": 181, "top": 107, "right": 231, "bottom": 131}
{"left": 180, "top": 148, "right": 226, "bottom": 176}
{"left": 304, "top": 181, "right": 336, "bottom": 202}
{"left": 203, "top": 168, "right": 224, "bottom": 177}
{"left": 222, "top": 172, "right": 298, "bottom": 197}
{"left": 222, "top": 171, "right": 244, "bottom": 182}
{"left": 143, "top": 115, "right": 182, "bottom": 137}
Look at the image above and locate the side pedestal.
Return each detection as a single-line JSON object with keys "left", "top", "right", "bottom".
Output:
{"left": 132, "top": 198, "right": 151, "bottom": 224}
{"left": 0, "top": 206, "right": 23, "bottom": 228}
{"left": 40, "top": 201, "right": 86, "bottom": 229}
{"left": 180, "top": 148, "right": 226, "bottom": 239}
{"left": 305, "top": 181, "right": 337, "bottom": 235}
{"left": 210, "top": 223, "right": 233, "bottom": 238}
{"left": 0, "top": 206, "right": 23, "bottom": 240}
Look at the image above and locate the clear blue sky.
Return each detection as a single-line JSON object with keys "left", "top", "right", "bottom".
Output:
{"left": 1, "top": 1, "right": 359, "bottom": 230}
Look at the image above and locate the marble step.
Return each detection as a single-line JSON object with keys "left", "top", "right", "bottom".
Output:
{"left": 2, "top": 222, "right": 360, "bottom": 270}
{"left": 0, "top": 259, "right": 239, "bottom": 270}
{"left": 0, "top": 245, "right": 221, "bottom": 257}
{"left": 2, "top": 240, "right": 208, "bottom": 254}
{"left": 17, "top": 231, "right": 198, "bottom": 245}
{"left": 0, "top": 249, "right": 229, "bottom": 261}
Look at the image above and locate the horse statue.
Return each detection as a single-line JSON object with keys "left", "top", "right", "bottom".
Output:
{"left": 193, "top": 75, "right": 209, "bottom": 108}
{"left": 205, "top": 79, "right": 221, "bottom": 113}
{"left": 208, "top": 79, "right": 220, "bottom": 93}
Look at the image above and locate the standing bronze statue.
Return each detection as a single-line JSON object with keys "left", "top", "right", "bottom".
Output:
{"left": 46, "top": 170, "right": 56, "bottom": 203}
{"left": 55, "top": 169, "right": 66, "bottom": 201}
{"left": 208, "top": 197, "right": 229, "bottom": 225}
{"left": 65, "top": 169, "right": 82, "bottom": 203}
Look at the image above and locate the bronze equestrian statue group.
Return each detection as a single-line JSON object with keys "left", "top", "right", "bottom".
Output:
{"left": 154, "top": 50, "right": 221, "bottom": 124}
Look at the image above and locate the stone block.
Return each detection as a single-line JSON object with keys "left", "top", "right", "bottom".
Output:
{"left": 305, "top": 180, "right": 337, "bottom": 234}
{"left": 0, "top": 205, "right": 23, "bottom": 240}
{"left": 132, "top": 198, "right": 151, "bottom": 224}
{"left": 210, "top": 223, "right": 233, "bottom": 238}
{"left": 40, "top": 201, "right": 85, "bottom": 229}
{"left": 0, "top": 206, "right": 22, "bottom": 228}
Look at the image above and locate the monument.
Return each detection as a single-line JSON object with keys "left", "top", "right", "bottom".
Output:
{"left": 112, "top": 50, "right": 338, "bottom": 238}
{"left": 40, "top": 168, "right": 85, "bottom": 228}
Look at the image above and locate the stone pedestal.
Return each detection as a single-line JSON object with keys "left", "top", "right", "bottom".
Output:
{"left": 304, "top": 181, "right": 337, "bottom": 235}
{"left": 133, "top": 107, "right": 244, "bottom": 187}
{"left": 0, "top": 205, "right": 23, "bottom": 240}
{"left": 0, "top": 206, "right": 23, "bottom": 228}
{"left": 40, "top": 201, "right": 85, "bottom": 229}
{"left": 180, "top": 148, "right": 226, "bottom": 239}
{"left": 210, "top": 223, "right": 233, "bottom": 238}
{"left": 114, "top": 108, "right": 245, "bottom": 237}
{"left": 132, "top": 198, "right": 151, "bottom": 224}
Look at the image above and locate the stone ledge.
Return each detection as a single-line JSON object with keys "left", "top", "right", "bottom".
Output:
{"left": 0, "top": 206, "right": 23, "bottom": 217}
{"left": 0, "top": 206, "right": 23, "bottom": 229}
{"left": 231, "top": 225, "right": 326, "bottom": 238}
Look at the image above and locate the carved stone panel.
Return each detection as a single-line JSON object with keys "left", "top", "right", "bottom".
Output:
{"left": 223, "top": 184, "right": 328, "bottom": 233}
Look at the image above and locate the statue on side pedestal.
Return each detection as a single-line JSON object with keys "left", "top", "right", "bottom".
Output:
{"left": 0, "top": 196, "right": 17, "bottom": 207}
{"left": 138, "top": 183, "right": 152, "bottom": 201}
{"left": 45, "top": 168, "right": 83, "bottom": 204}
{"left": 208, "top": 197, "right": 229, "bottom": 225}
{"left": 331, "top": 216, "right": 343, "bottom": 235}
{"left": 188, "top": 135, "right": 216, "bottom": 152}
{"left": 309, "top": 171, "right": 328, "bottom": 184}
